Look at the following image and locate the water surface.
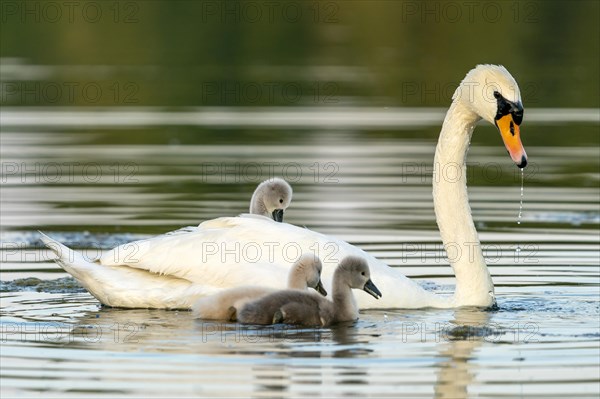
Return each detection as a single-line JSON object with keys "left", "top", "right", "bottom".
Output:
{"left": 1, "top": 107, "right": 599, "bottom": 398}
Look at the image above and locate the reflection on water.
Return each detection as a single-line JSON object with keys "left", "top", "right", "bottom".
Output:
{"left": 2, "top": 107, "right": 599, "bottom": 128}
{"left": 2, "top": 289, "right": 598, "bottom": 398}
{"left": 434, "top": 309, "right": 489, "bottom": 399}
{"left": 1, "top": 107, "right": 599, "bottom": 397}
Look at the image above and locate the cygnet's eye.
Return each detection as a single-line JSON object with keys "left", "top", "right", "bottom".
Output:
{"left": 361, "top": 271, "right": 366, "bottom": 276}
{"left": 279, "top": 198, "right": 283, "bottom": 204}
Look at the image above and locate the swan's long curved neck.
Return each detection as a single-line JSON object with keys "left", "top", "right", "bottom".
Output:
{"left": 433, "top": 101, "right": 495, "bottom": 307}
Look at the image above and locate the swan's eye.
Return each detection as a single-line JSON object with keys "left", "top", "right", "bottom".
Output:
{"left": 361, "top": 272, "right": 366, "bottom": 276}
{"left": 493, "top": 91, "right": 501, "bottom": 99}
{"left": 279, "top": 199, "right": 283, "bottom": 204}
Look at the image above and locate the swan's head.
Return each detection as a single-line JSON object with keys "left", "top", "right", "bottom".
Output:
{"left": 250, "top": 177, "right": 292, "bottom": 222}
{"left": 337, "top": 256, "right": 382, "bottom": 299}
{"left": 294, "top": 253, "right": 327, "bottom": 296}
{"left": 454, "top": 64, "right": 527, "bottom": 168}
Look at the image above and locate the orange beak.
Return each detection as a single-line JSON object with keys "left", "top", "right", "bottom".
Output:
{"left": 495, "top": 114, "right": 527, "bottom": 168}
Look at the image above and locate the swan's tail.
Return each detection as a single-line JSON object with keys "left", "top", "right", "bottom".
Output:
{"left": 38, "top": 231, "right": 98, "bottom": 282}
{"left": 38, "top": 231, "right": 217, "bottom": 309}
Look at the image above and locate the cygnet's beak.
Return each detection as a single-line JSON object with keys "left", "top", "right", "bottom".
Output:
{"left": 363, "top": 279, "right": 382, "bottom": 299}
{"left": 314, "top": 279, "right": 327, "bottom": 296}
{"left": 272, "top": 209, "right": 284, "bottom": 222}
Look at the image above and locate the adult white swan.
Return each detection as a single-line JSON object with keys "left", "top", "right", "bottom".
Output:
{"left": 41, "top": 64, "right": 527, "bottom": 309}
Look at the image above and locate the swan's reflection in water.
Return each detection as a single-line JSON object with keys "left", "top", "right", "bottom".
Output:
{"left": 247, "top": 321, "right": 373, "bottom": 397}
{"left": 44, "top": 304, "right": 492, "bottom": 397}
{"left": 434, "top": 308, "right": 491, "bottom": 399}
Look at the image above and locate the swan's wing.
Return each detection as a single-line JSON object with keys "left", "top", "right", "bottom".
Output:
{"left": 99, "top": 216, "right": 439, "bottom": 308}
{"left": 101, "top": 215, "right": 275, "bottom": 271}
{"left": 99, "top": 216, "right": 342, "bottom": 282}
{"left": 97, "top": 215, "right": 389, "bottom": 292}
{"left": 99, "top": 217, "right": 291, "bottom": 287}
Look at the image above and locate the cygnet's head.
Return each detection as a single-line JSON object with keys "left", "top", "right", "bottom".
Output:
{"left": 293, "top": 253, "right": 327, "bottom": 296}
{"left": 249, "top": 177, "right": 292, "bottom": 222}
{"left": 336, "top": 256, "right": 382, "bottom": 299}
{"left": 453, "top": 64, "right": 527, "bottom": 168}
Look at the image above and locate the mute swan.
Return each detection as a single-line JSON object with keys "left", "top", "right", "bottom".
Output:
{"left": 237, "top": 256, "right": 381, "bottom": 326}
{"left": 193, "top": 253, "right": 326, "bottom": 320}
{"left": 41, "top": 64, "right": 527, "bottom": 309}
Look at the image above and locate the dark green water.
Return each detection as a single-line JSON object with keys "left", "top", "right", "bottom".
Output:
{"left": 1, "top": 1, "right": 598, "bottom": 108}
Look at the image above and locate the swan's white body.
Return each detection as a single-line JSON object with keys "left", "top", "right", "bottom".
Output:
{"left": 40, "top": 234, "right": 221, "bottom": 309}
{"left": 40, "top": 216, "right": 444, "bottom": 309}
{"left": 41, "top": 65, "right": 527, "bottom": 309}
